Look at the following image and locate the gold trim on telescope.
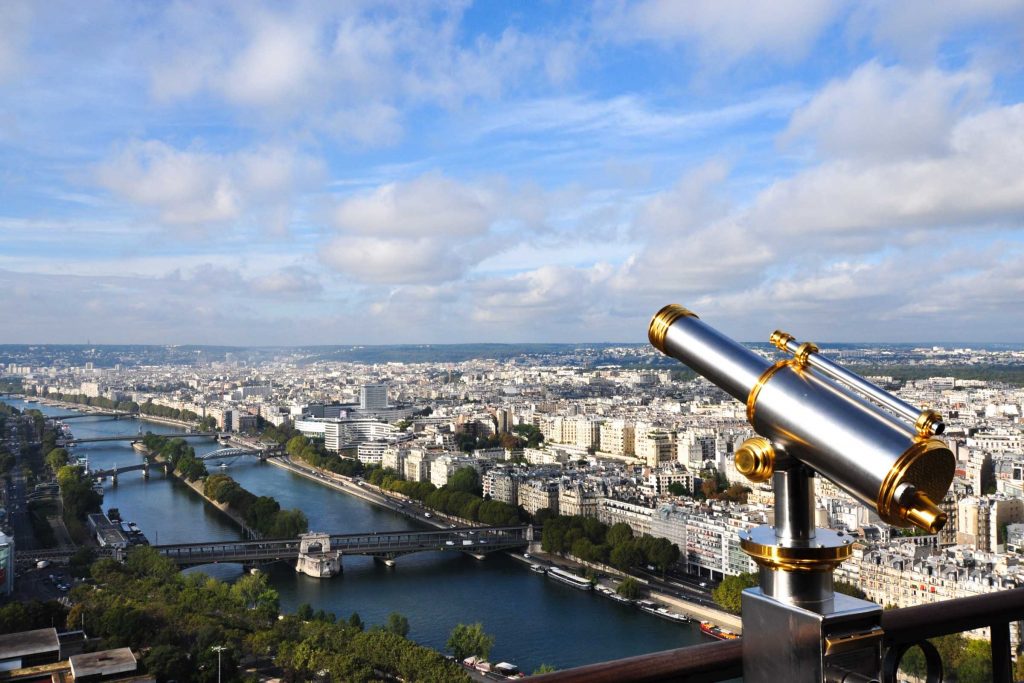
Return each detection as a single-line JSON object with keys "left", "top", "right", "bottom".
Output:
{"left": 734, "top": 437, "right": 776, "bottom": 483}
{"left": 770, "top": 329, "right": 795, "bottom": 352}
{"left": 648, "top": 304, "right": 698, "bottom": 353}
{"left": 793, "top": 341, "right": 819, "bottom": 367}
{"left": 876, "top": 438, "right": 955, "bottom": 534}
{"left": 740, "top": 528, "right": 853, "bottom": 573}
{"left": 915, "top": 409, "right": 944, "bottom": 438}
{"left": 746, "top": 360, "right": 792, "bottom": 425}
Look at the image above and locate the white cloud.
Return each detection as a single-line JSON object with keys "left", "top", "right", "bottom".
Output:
{"left": 94, "top": 140, "right": 323, "bottom": 234}
{"left": 222, "top": 14, "right": 323, "bottom": 108}
{"left": 781, "top": 62, "right": 990, "bottom": 161}
{"left": 849, "top": 0, "right": 1024, "bottom": 63}
{"left": 598, "top": 0, "right": 844, "bottom": 65}
{"left": 0, "top": 1, "right": 32, "bottom": 83}
{"left": 334, "top": 173, "right": 494, "bottom": 238}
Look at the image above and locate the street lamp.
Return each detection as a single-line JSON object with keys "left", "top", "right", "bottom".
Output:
{"left": 211, "top": 645, "right": 227, "bottom": 683}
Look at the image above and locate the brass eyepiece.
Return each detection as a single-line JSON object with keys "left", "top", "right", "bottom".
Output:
{"left": 903, "top": 490, "right": 947, "bottom": 535}
{"left": 793, "top": 341, "right": 819, "bottom": 367}
{"left": 648, "top": 304, "right": 698, "bottom": 353}
{"left": 735, "top": 436, "right": 776, "bottom": 483}
{"left": 770, "top": 330, "right": 795, "bottom": 352}
{"left": 915, "top": 409, "right": 945, "bottom": 437}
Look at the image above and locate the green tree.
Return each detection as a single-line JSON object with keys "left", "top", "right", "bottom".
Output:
{"left": 348, "top": 612, "right": 365, "bottom": 631}
{"left": 667, "top": 481, "right": 690, "bottom": 497}
{"left": 712, "top": 572, "right": 758, "bottom": 615}
{"left": 616, "top": 577, "right": 643, "bottom": 600}
{"left": 609, "top": 540, "right": 643, "bottom": 570}
{"left": 606, "top": 522, "right": 634, "bottom": 548}
{"left": 447, "top": 622, "right": 495, "bottom": 661}
{"left": 384, "top": 612, "right": 410, "bottom": 637}
{"left": 533, "top": 663, "right": 558, "bottom": 674}
{"left": 448, "top": 467, "right": 482, "bottom": 495}
{"left": 955, "top": 639, "right": 992, "bottom": 683}
{"left": 45, "top": 448, "right": 69, "bottom": 475}
{"left": 835, "top": 581, "right": 867, "bottom": 600}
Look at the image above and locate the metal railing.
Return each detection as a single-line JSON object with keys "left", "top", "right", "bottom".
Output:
{"left": 530, "top": 588, "right": 1024, "bottom": 682}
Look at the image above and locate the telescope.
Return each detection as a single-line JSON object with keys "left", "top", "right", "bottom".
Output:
{"left": 649, "top": 304, "right": 955, "bottom": 683}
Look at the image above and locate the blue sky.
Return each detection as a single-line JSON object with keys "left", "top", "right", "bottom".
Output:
{"left": 1, "top": 1, "right": 1023, "bottom": 345}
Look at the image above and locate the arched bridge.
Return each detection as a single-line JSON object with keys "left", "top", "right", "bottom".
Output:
{"left": 50, "top": 411, "right": 133, "bottom": 420}
{"left": 200, "top": 447, "right": 262, "bottom": 462}
{"left": 151, "top": 525, "right": 535, "bottom": 567}
{"left": 65, "top": 432, "right": 218, "bottom": 444}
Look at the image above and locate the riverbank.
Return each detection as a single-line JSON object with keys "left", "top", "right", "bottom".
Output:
{"left": 265, "top": 454, "right": 742, "bottom": 631}
{"left": 132, "top": 442, "right": 259, "bottom": 539}
{"left": 34, "top": 396, "right": 201, "bottom": 430}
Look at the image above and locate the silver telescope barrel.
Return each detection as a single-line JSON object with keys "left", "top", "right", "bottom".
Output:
{"left": 649, "top": 305, "right": 955, "bottom": 534}
{"left": 770, "top": 331, "right": 945, "bottom": 437}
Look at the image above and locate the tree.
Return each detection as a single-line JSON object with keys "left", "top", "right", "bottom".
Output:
{"left": 609, "top": 540, "right": 643, "bottom": 571}
{"left": 835, "top": 581, "right": 867, "bottom": 600}
{"left": 384, "top": 612, "right": 410, "bottom": 637}
{"left": 296, "top": 603, "right": 314, "bottom": 621}
{"left": 447, "top": 623, "right": 494, "bottom": 661}
{"left": 712, "top": 573, "right": 758, "bottom": 615}
{"left": 45, "top": 448, "right": 69, "bottom": 475}
{"left": 448, "top": 467, "right": 482, "bottom": 495}
{"left": 348, "top": 612, "right": 365, "bottom": 631}
{"left": 955, "top": 639, "right": 992, "bottom": 683}
{"left": 533, "top": 664, "right": 558, "bottom": 674}
{"left": 667, "top": 481, "right": 690, "bottom": 497}
{"left": 606, "top": 522, "right": 634, "bottom": 548}
{"left": 616, "top": 577, "right": 643, "bottom": 600}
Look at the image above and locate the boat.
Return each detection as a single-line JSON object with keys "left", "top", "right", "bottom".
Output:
{"left": 700, "top": 621, "right": 739, "bottom": 640}
{"left": 218, "top": 462, "right": 229, "bottom": 469}
{"left": 493, "top": 662, "right": 525, "bottom": 679}
{"left": 637, "top": 600, "right": 689, "bottom": 622}
{"left": 609, "top": 592, "right": 633, "bottom": 605}
{"left": 546, "top": 566, "right": 593, "bottom": 590}
{"left": 529, "top": 564, "right": 547, "bottom": 574}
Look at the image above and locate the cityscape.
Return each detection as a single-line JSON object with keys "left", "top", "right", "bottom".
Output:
{"left": 2, "top": 2, "right": 1024, "bottom": 683}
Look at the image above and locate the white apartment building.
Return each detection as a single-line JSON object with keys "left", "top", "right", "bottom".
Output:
{"left": 597, "top": 498, "right": 653, "bottom": 536}
{"left": 599, "top": 420, "right": 635, "bottom": 457}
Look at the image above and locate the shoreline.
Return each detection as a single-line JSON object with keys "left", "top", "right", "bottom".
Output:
{"left": 267, "top": 455, "right": 742, "bottom": 631}
{"left": 131, "top": 442, "right": 259, "bottom": 539}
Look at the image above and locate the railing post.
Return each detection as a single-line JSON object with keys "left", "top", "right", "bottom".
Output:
{"left": 991, "top": 621, "right": 1012, "bottom": 682}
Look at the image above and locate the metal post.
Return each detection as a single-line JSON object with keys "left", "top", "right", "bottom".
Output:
{"left": 740, "top": 458, "right": 882, "bottom": 683}
{"left": 211, "top": 645, "right": 226, "bottom": 683}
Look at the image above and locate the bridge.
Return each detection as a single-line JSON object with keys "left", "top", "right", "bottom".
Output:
{"left": 65, "top": 432, "right": 218, "bottom": 445}
{"left": 49, "top": 411, "right": 133, "bottom": 420}
{"left": 86, "top": 448, "right": 262, "bottom": 482}
{"left": 152, "top": 525, "right": 534, "bottom": 569}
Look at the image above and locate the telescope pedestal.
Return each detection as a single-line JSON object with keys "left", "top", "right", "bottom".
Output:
{"left": 742, "top": 589, "right": 882, "bottom": 683}
{"left": 740, "top": 465, "right": 883, "bottom": 683}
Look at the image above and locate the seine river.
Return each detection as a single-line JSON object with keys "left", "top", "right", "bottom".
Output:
{"left": 6, "top": 398, "right": 708, "bottom": 672}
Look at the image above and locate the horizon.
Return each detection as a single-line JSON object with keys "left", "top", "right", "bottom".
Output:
{"left": 2, "top": 3, "right": 1024, "bottom": 345}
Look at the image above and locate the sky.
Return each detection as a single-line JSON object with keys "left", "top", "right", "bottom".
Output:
{"left": 1, "top": 1, "right": 1023, "bottom": 346}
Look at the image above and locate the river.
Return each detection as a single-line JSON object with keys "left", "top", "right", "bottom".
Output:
{"left": 6, "top": 398, "right": 710, "bottom": 673}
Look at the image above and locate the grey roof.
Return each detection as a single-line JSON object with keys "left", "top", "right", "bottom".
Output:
{"left": 69, "top": 647, "right": 137, "bottom": 678}
{"left": 0, "top": 628, "right": 59, "bottom": 659}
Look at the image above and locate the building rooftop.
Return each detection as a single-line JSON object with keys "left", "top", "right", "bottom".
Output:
{"left": 0, "top": 628, "right": 59, "bottom": 661}
{"left": 69, "top": 648, "right": 136, "bottom": 679}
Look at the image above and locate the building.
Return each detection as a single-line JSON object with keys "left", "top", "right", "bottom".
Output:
{"left": 360, "top": 383, "right": 389, "bottom": 410}
{"left": 0, "top": 532, "right": 12, "bottom": 596}
{"left": 956, "top": 495, "right": 1024, "bottom": 552}
{"left": 519, "top": 480, "right": 559, "bottom": 516}
{"left": 558, "top": 484, "right": 599, "bottom": 518}
{"left": 483, "top": 470, "right": 519, "bottom": 506}
{"left": 599, "top": 420, "right": 635, "bottom": 457}
{"left": 597, "top": 498, "right": 653, "bottom": 536}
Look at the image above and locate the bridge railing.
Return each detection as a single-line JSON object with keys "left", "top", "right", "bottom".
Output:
{"left": 528, "top": 588, "right": 1024, "bottom": 682}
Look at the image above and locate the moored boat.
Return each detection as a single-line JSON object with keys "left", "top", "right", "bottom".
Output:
{"left": 529, "top": 564, "right": 546, "bottom": 574}
{"left": 546, "top": 566, "right": 593, "bottom": 590}
{"left": 700, "top": 621, "right": 738, "bottom": 640}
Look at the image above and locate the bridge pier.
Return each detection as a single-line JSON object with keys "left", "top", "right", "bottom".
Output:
{"left": 295, "top": 533, "right": 342, "bottom": 578}
{"left": 143, "top": 459, "right": 149, "bottom": 480}
{"left": 111, "top": 471, "right": 118, "bottom": 486}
